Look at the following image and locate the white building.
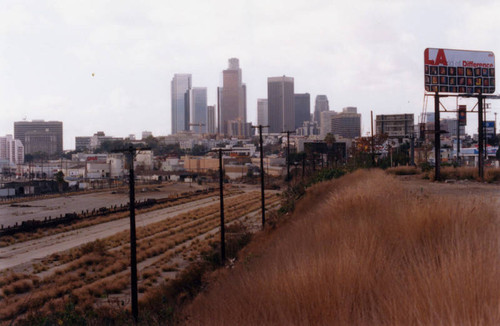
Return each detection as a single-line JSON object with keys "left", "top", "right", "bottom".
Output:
{"left": 257, "top": 99, "right": 269, "bottom": 133}
{"left": 0, "top": 135, "right": 24, "bottom": 164}
{"left": 320, "top": 111, "right": 337, "bottom": 138}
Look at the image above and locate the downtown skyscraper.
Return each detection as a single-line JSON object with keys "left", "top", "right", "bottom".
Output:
{"left": 314, "top": 95, "right": 329, "bottom": 126}
{"left": 171, "top": 74, "right": 192, "bottom": 135}
{"left": 294, "top": 93, "right": 310, "bottom": 129}
{"left": 267, "top": 76, "right": 294, "bottom": 133}
{"left": 218, "top": 58, "right": 247, "bottom": 136}
{"left": 188, "top": 87, "right": 207, "bottom": 134}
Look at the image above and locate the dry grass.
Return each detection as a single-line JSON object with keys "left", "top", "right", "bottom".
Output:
{"left": 186, "top": 170, "right": 500, "bottom": 325}
{"left": 0, "top": 191, "right": 281, "bottom": 323}
{"left": 386, "top": 166, "right": 421, "bottom": 175}
{"left": 427, "top": 166, "right": 500, "bottom": 182}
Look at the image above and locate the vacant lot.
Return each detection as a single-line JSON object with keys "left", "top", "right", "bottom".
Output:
{"left": 0, "top": 188, "right": 281, "bottom": 324}
{"left": 0, "top": 182, "right": 205, "bottom": 227}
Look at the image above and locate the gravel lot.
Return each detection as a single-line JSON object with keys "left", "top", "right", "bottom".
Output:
{"left": 0, "top": 182, "right": 205, "bottom": 227}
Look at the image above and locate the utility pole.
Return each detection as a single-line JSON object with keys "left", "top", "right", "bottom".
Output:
{"left": 210, "top": 148, "right": 232, "bottom": 264}
{"left": 281, "top": 130, "right": 296, "bottom": 182}
{"left": 371, "top": 110, "right": 375, "bottom": 166}
{"left": 113, "top": 146, "right": 151, "bottom": 323}
{"left": 410, "top": 133, "right": 415, "bottom": 166}
{"left": 251, "top": 125, "right": 269, "bottom": 228}
{"left": 125, "top": 146, "right": 138, "bottom": 323}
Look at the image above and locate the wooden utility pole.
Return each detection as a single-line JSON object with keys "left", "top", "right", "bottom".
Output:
{"left": 210, "top": 148, "right": 232, "bottom": 264}
{"left": 252, "top": 125, "right": 269, "bottom": 228}
{"left": 125, "top": 146, "right": 138, "bottom": 323}
{"left": 281, "top": 130, "right": 296, "bottom": 182}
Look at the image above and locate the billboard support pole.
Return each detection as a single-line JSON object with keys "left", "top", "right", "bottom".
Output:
{"left": 478, "top": 95, "right": 484, "bottom": 181}
{"left": 371, "top": 110, "right": 375, "bottom": 166}
{"left": 434, "top": 92, "right": 441, "bottom": 181}
{"left": 456, "top": 112, "right": 460, "bottom": 166}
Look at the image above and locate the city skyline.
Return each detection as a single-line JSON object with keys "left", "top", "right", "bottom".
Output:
{"left": 1, "top": 1, "right": 500, "bottom": 149}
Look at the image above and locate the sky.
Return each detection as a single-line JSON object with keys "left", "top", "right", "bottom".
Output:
{"left": 1, "top": 0, "right": 500, "bottom": 150}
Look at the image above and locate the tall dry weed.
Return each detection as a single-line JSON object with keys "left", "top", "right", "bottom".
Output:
{"left": 186, "top": 170, "right": 500, "bottom": 325}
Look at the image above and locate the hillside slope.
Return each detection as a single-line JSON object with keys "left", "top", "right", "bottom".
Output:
{"left": 185, "top": 170, "right": 500, "bottom": 325}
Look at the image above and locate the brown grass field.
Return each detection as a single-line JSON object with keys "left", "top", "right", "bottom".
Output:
{"left": 186, "top": 170, "right": 500, "bottom": 325}
{"left": 0, "top": 191, "right": 281, "bottom": 324}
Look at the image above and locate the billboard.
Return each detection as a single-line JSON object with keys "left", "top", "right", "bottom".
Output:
{"left": 424, "top": 48, "right": 495, "bottom": 94}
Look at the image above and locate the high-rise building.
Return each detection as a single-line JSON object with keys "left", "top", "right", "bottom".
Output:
{"left": 331, "top": 107, "right": 361, "bottom": 139}
{"left": 207, "top": 106, "right": 216, "bottom": 134}
{"left": 171, "top": 74, "right": 192, "bottom": 135}
{"left": 376, "top": 114, "right": 415, "bottom": 138}
{"left": 294, "top": 93, "right": 310, "bottom": 129}
{"left": 257, "top": 99, "right": 269, "bottom": 133}
{"left": 267, "top": 76, "right": 294, "bottom": 133}
{"left": 0, "top": 135, "right": 24, "bottom": 164}
{"left": 314, "top": 95, "right": 330, "bottom": 126}
{"left": 188, "top": 87, "right": 207, "bottom": 134}
{"left": 296, "top": 121, "right": 320, "bottom": 137}
{"left": 320, "top": 110, "right": 338, "bottom": 138}
{"left": 440, "top": 118, "right": 465, "bottom": 137}
{"left": 75, "top": 137, "right": 91, "bottom": 152}
{"left": 14, "top": 120, "right": 63, "bottom": 155}
{"left": 219, "top": 58, "right": 247, "bottom": 136}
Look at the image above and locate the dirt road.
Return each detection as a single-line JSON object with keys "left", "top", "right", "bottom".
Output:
{"left": 0, "top": 194, "right": 221, "bottom": 271}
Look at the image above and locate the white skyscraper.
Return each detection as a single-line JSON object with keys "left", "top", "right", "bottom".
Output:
{"left": 0, "top": 135, "right": 24, "bottom": 164}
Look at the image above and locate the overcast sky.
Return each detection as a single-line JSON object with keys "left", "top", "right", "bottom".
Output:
{"left": 1, "top": 0, "right": 499, "bottom": 150}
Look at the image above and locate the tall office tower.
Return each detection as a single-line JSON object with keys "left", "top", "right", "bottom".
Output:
{"left": 14, "top": 120, "right": 63, "bottom": 155}
{"left": 320, "top": 110, "right": 338, "bottom": 138}
{"left": 188, "top": 87, "right": 207, "bottom": 134}
{"left": 0, "top": 135, "right": 24, "bottom": 164}
{"left": 257, "top": 99, "right": 269, "bottom": 133}
{"left": 376, "top": 114, "right": 415, "bottom": 138}
{"left": 440, "top": 118, "right": 465, "bottom": 137}
{"left": 171, "top": 74, "right": 192, "bottom": 135}
{"left": 267, "top": 76, "right": 295, "bottom": 133}
{"left": 294, "top": 93, "right": 310, "bottom": 129}
{"left": 219, "top": 58, "right": 247, "bottom": 136}
{"left": 314, "top": 95, "right": 330, "bottom": 126}
{"left": 75, "top": 136, "right": 91, "bottom": 152}
{"left": 331, "top": 107, "right": 361, "bottom": 139}
{"left": 207, "top": 105, "right": 216, "bottom": 134}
